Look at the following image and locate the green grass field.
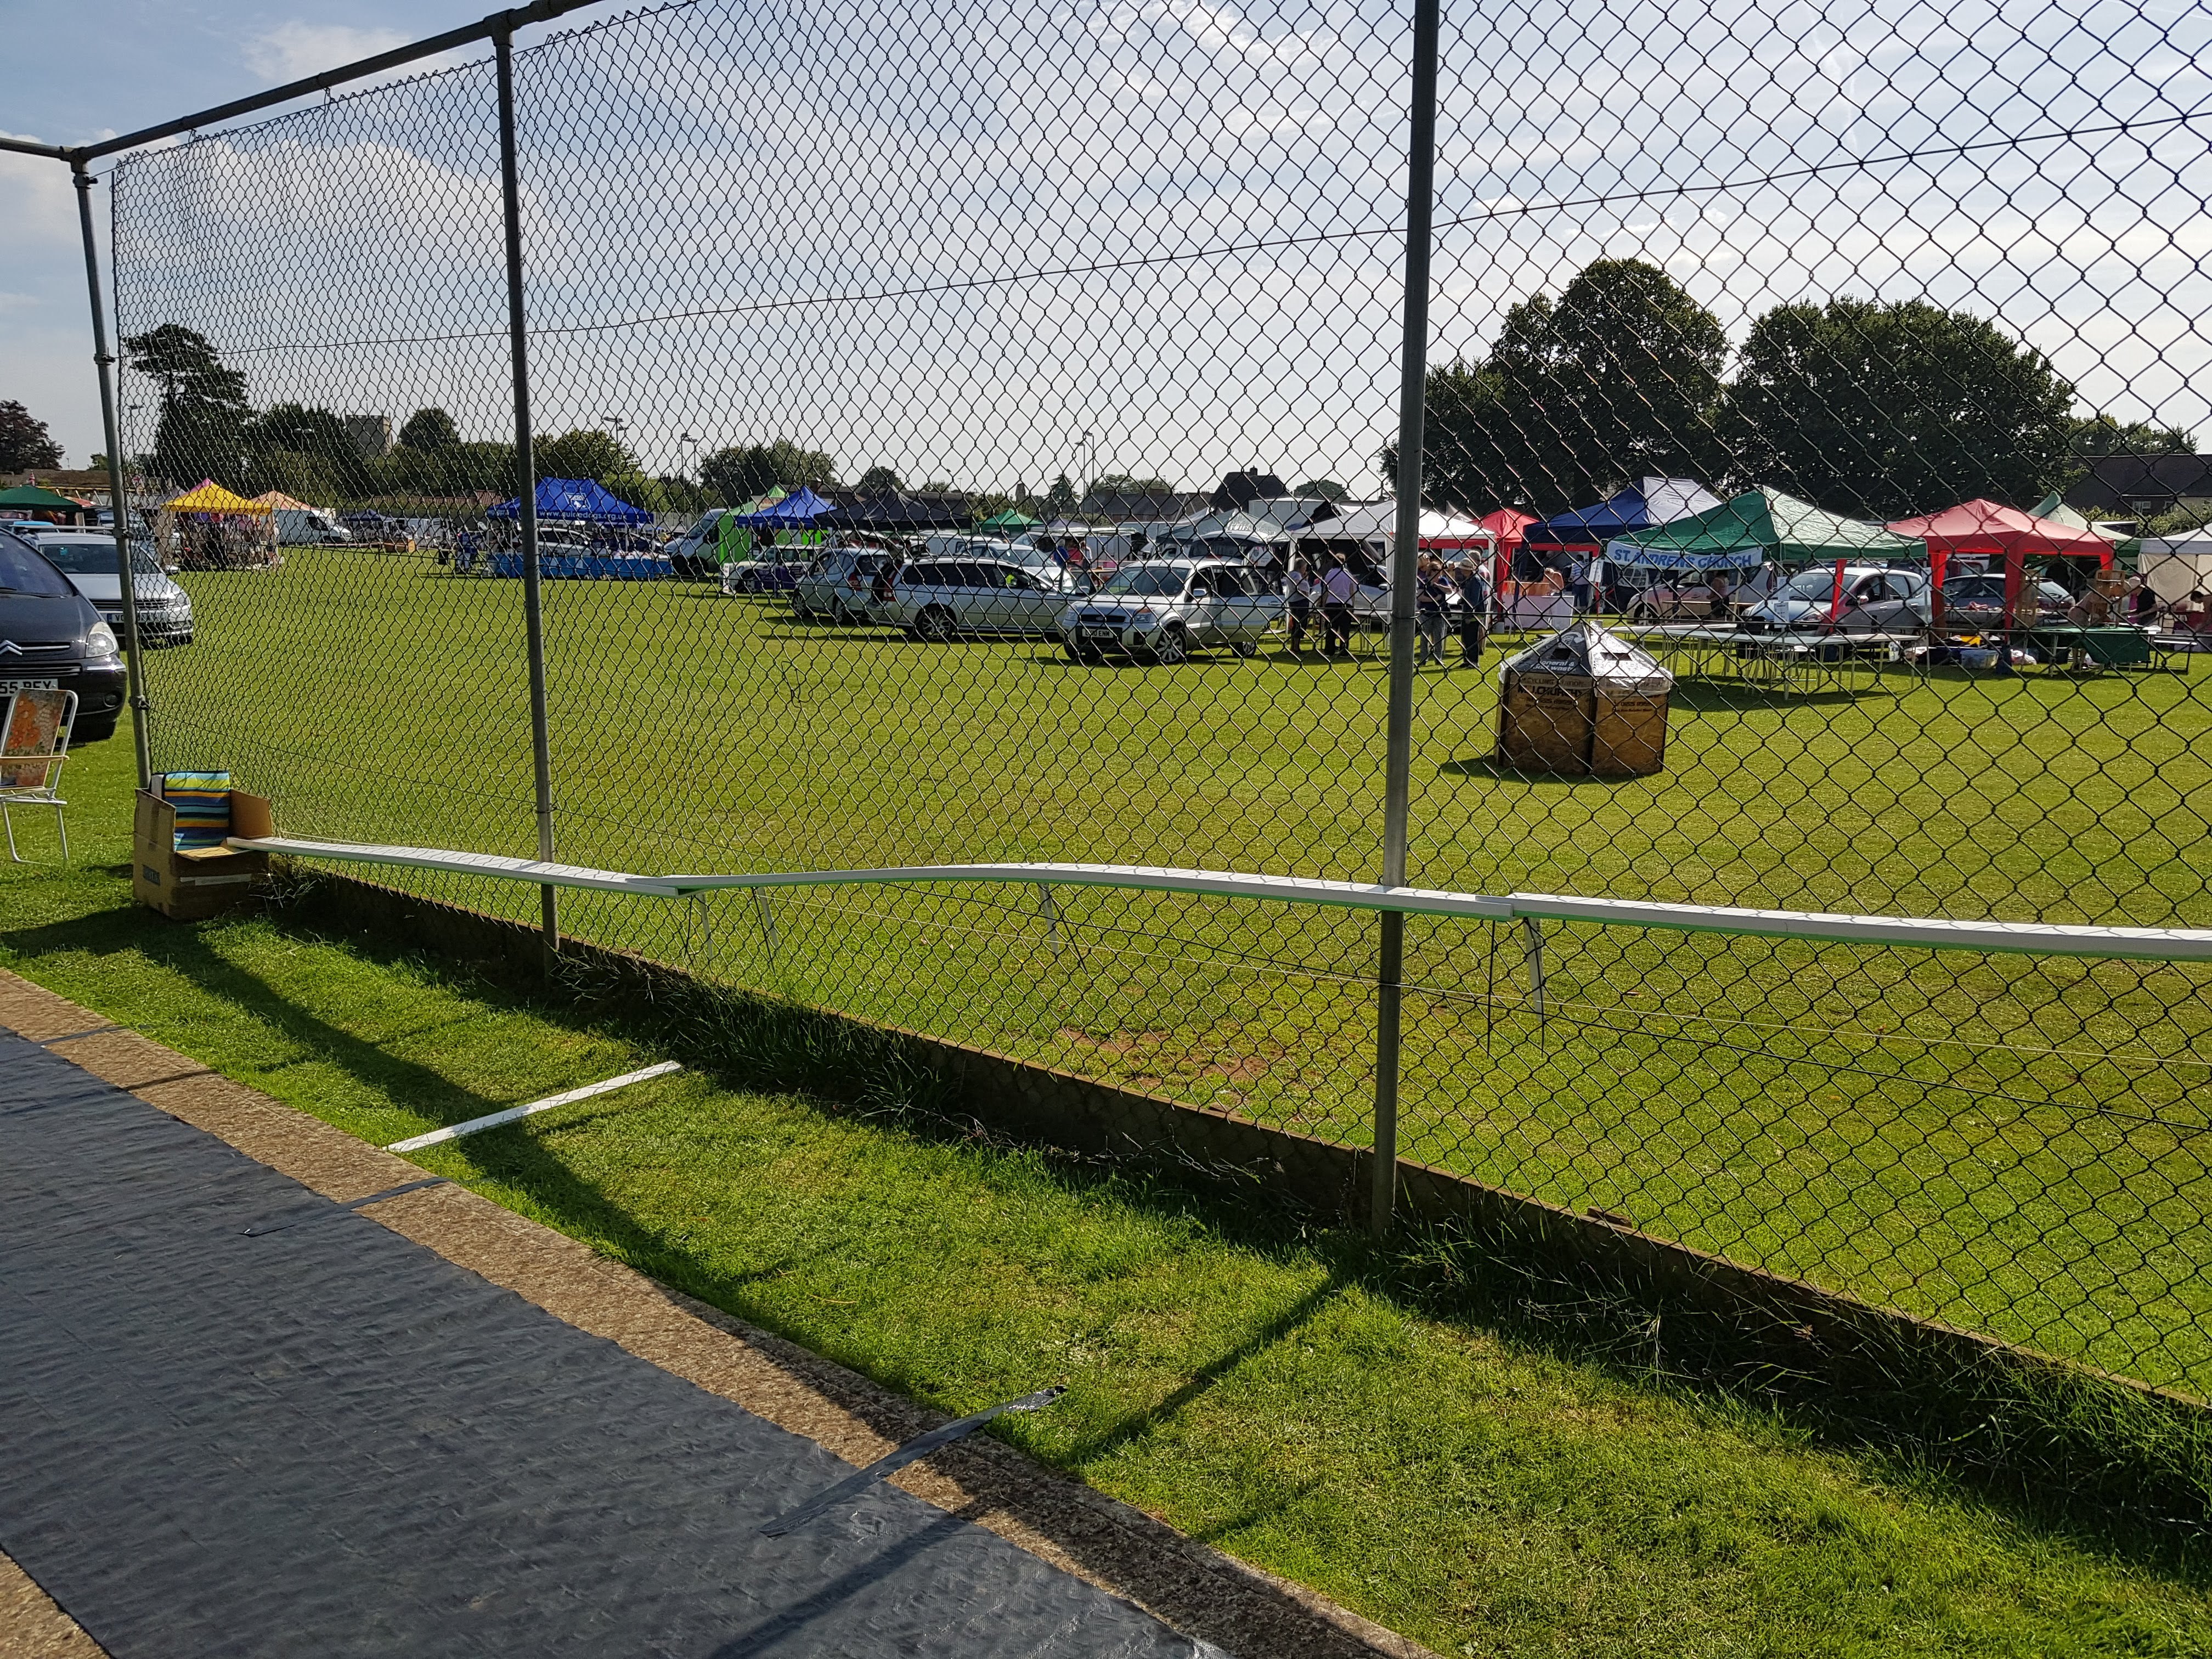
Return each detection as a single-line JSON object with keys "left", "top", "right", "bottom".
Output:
{"left": 5, "top": 740, "right": 2211, "bottom": 1657}
{"left": 131, "top": 548, "right": 2212, "bottom": 1394}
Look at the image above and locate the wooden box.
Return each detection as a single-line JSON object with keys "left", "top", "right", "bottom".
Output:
{"left": 133, "top": 788, "right": 273, "bottom": 920}
{"left": 1589, "top": 690, "right": 1669, "bottom": 777}
{"left": 1500, "top": 681, "right": 1592, "bottom": 774}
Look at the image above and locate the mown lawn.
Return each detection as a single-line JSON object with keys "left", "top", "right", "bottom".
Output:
{"left": 5, "top": 723, "right": 2211, "bottom": 1657}
{"left": 119, "top": 550, "right": 2212, "bottom": 1395}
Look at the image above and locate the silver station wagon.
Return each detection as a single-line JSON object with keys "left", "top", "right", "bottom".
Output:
{"left": 1058, "top": 559, "right": 1284, "bottom": 663}
{"left": 887, "top": 556, "right": 1089, "bottom": 641}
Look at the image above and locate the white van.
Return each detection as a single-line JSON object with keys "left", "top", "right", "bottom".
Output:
{"left": 273, "top": 507, "right": 350, "bottom": 546}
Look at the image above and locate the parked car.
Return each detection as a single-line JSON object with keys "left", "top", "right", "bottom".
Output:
{"left": 0, "top": 528, "right": 127, "bottom": 743}
{"left": 1940, "top": 574, "right": 2075, "bottom": 627}
{"left": 887, "top": 557, "right": 1088, "bottom": 640}
{"left": 1741, "top": 566, "right": 1931, "bottom": 633}
{"left": 11, "top": 529, "right": 194, "bottom": 647}
{"left": 1058, "top": 559, "right": 1284, "bottom": 663}
{"left": 794, "top": 548, "right": 901, "bottom": 622}
{"left": 719, "top": 557, "right": 807, "bottom": 594}
{"left": 338, "top": 510, "right": 414, "bottom": 550}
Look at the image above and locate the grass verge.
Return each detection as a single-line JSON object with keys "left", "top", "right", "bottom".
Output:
{"left": 5, "top": 718, "right": 2212, "bottom": 1657}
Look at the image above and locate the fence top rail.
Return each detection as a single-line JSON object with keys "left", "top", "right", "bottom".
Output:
{"left": 47, "top": 0, "right": 608, "bottom": 163}
{"left": 232, "top": 834, "right": 2212, "bottom": 963}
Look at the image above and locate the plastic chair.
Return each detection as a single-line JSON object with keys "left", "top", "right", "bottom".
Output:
{"left": 0, "top": 686, "right": 76, "bottom": 862}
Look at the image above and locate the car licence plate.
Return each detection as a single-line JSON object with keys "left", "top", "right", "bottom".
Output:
{"left": 1081, "top": 626, "right": 1116, "bottom": 639}
{"left": 0, "top": 679, "right": 60, "bottom": 692}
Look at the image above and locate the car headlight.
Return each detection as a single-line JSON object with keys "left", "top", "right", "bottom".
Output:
{"left": 83, "top": 622, "right": 120, "bottom": 658}
{"left": 1131, "top": 609, "right": 1158, "bottom": 627}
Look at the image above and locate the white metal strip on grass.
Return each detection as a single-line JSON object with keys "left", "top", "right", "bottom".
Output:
{"left": 234, "top": 837, "right": 2212, "bottom": 963}
{"left": 387, "top": 1061, "right": 683, "bottom": 1152}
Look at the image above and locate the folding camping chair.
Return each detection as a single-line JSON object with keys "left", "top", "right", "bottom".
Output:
{"left": 1, "top": 686, "right": 76, "bottom": 861}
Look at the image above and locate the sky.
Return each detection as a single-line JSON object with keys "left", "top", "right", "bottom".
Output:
{"left": 8, "top": 0, "right": 2212, "bottom": 495}
{"left": 2, "top": 1, "right": 625, "bottom": 469}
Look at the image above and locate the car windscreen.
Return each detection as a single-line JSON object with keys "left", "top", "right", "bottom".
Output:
{"left": 1945, "top": 575, "right": 2005, "bottom": 599}
{"left": 1097, "top": 565, "right": 1188, "bottom": 596}
{"left": 1780, "top": 567, "right": 1851, "bottom": 599}
{"left": 30, "top": 539, "right": 163, "bottom": 576}
{"left": 0, "top": 534, "right": 76, "bottom": 597}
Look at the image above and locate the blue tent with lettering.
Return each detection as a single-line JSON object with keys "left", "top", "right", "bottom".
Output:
{"left": 736, "top": 487, "right": 840, "bottom": 528}
{"left": 488, "top": 477, "right": 653, "bottom": 526}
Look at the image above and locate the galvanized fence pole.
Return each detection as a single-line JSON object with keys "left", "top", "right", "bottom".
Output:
{"left": 495, "top": 25, "right": 560, "bottom": 973}
{"left": 72, "top": 163, "right": 152, "bottom": 792}
{"left": 1372, "top": 0, "right": 1443, "bottom": 1239}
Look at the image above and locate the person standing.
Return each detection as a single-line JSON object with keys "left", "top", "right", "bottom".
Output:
{"left": 1285, "top": 555, "right": 1318, "bottom": 655}
{"left": 1321, "top": 554, "right": 1357, "bottom": 658}
{"left": 1453, "top": 555, "right": 1489, "bottom": 667}
{"left": 1415, "top": 554, "right": 1449, "bottom": 664}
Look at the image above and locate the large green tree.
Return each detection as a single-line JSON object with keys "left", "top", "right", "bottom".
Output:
{"left": 1420, "top": 259, "right": 1728, "bottom": 514}
{"left": 1720, "top": 297, "right": 2076, "bottom": 518}
{"left": 699, "top": 438, "right": 838, "bottom": 504}
{"left": 125, "top": 323, "right": 251, "bottom": 489}
{"left": 533, "top": 427, "right": 641, "bottom": 485}
{"left": 0, "top": 400, "right": 64, "bottom": 471}
{"left": 398, "top": 407, "right": 461, "bottom": 452}
{"left": 246, "top": 403, "right": 369, "bottom": 499}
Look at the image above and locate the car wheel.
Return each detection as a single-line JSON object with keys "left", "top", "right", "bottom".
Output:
{"left": 793, "top": 601, "right": 815, "bottom": 622}
{"left": 1153, "top": 626, "right": 1190, "bottom": 665}
{"left": 915, "top": 606, "right": 956, "bottom": 642}
{"left": 1230, "top": 640, "right": 1258, "bottom": 658}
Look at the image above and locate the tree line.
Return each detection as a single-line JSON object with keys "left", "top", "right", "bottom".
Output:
{"left": 1413, "top": 258, "right": 2188, "bottom": 521}
{"left": 120, "top": 323, "right": 861, "bottom": 514}
{"left": 117, "top": 324, "right": 1210, "bottom": 521}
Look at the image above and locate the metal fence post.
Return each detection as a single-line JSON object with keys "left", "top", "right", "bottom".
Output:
{"left": 495, "top": 25, "right": 560, "bottom": 975}
{"left": 72, "top": 163, "right": 151, "bottom": 792}
{"left": 1372, "top": 0, "right": 1443, "bottom": 1240}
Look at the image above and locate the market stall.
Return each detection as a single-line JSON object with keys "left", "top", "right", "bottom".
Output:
{"left": 1887, "top": 498, "right": 2114, "bottom": 629}
{"left": 159, "top": 481, "right": 279, "bottom": 570}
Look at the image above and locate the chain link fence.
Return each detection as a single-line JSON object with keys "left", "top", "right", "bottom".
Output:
{"left": 86, "top": 0, "right": 2212, "bottom": 1400}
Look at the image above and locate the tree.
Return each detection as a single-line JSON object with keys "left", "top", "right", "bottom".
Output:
{"left": 1293, "top": 478, "right": 1349, "bottom": 501}
{"left": 398, "top": 407, "right": 461, "bottom": 452}
{"left": 1089, "top": 472, "right": 1176, "bottom": 495}
{"left": 246, "top": 403, "right": 369, "bottom": 499}
{"left": 125, "top": 323, "right": 251, "bottom": 489}
{"left": 1042, "top": 473, "right": 1078, "bottom": 517}
{"left": 2069, "top": 415, "right": 2194, "bottom": 457}
{"left": 533, "top": 427, "right": 641, "bottom": 485}
{"left": 0, "top": 400, "right": 64, "bottom": 470}
{"left": 855, "top": 464, "right": 903, "bottom": 493}
{"left": 1416, "top": 259, "right": 1728, "bottom": 514}
{"left": 698, "top": 438, "right": 838, "bottom": 504}
{"left": 1720, "top": 297, "right": 2076, "bottom": 518}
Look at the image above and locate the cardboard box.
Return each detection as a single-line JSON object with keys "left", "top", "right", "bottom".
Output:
{"left": 133, "top": 788, "right": 273, "bottom": 920}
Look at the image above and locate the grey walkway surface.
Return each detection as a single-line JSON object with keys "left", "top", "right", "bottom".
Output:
{"left": 0, "top": 1031, "right": 1214, "bottom": 1658}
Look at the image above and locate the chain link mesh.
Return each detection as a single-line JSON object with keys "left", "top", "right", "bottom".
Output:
{"left": 105, "top": 0, "right": 2212, "bottom": 1397}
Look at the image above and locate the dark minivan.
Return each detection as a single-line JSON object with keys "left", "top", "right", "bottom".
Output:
{"left": 0, "top": 527, "right": 127, "bottom": 744}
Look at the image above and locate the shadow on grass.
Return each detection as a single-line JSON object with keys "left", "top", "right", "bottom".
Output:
{"left": 16, "top": 891, "right": 2211, "bottom": 1584}
{"left": 1662, "top": 679, "right": 1892, "bottom": 713}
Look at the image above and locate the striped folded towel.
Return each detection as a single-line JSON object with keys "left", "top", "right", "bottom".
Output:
{"left": 159, "top": 771, "right": 232, "bottom": 850}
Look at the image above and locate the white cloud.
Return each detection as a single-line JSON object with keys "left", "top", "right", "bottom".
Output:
{"left": 244, "top": 21, "right": 413, "bottom": 84}
{"left": 241, "top": 20, "right": 474, "bottom": 89}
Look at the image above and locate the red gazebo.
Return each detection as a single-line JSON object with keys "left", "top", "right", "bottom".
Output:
{"left": 1887, "top": 498, "right": 2113, "bottom": 628}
